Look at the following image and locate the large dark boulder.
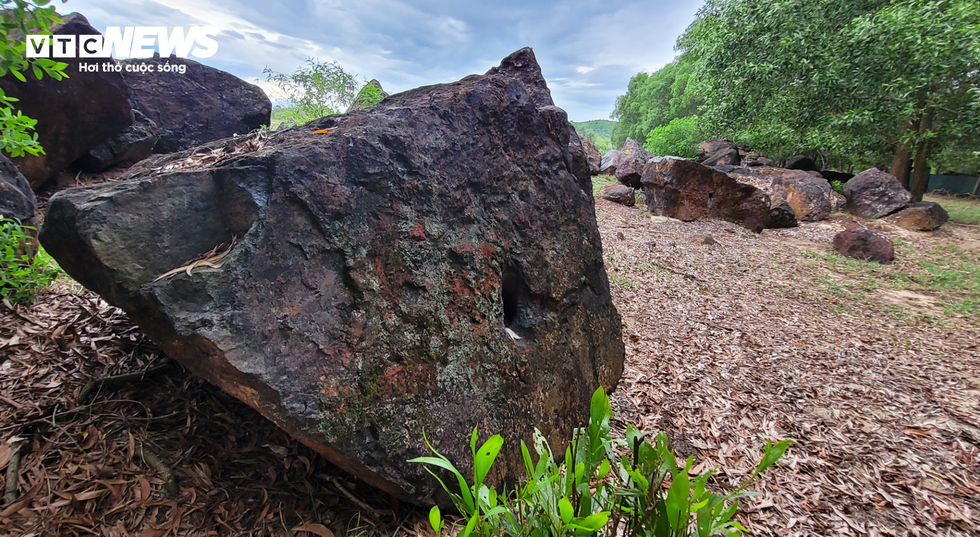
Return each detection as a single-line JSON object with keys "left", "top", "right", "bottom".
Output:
{"left": 615, "top": 138, "right": 653, "bottom": 188}
{"left": 75, "top": 110, "right": 159, "bottom": 172}
{"left": 641, "top": 157, "right": 796, "bottom": 232}
{"left": 39, "top": 49, "right": 625, "bottom": 503}
{"left": 600, "top": 150, "right": 621, "bottom": 175}
{"left": 121, "top": 55, "right": 271, "bottom": 154}
{"left": 885, "top": 202, "right": 949, "bottom": 231}
{"left": 1, "top": 13, "right": 133, "bottom": 188}
{"left": 833, "top": 228, "right": 894, "bottom": 264}
{"left": 843, "top": 168, "right": 911, "bottom": 219}
{"left": 770, "top": 170, "right": 833, "bottom": 222}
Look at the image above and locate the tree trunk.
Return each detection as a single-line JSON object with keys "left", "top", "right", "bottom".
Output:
{"left": 891, "top": 144, "right": 913, "bottom": 189}
{"left": 910, "top": 107, "right": 935, "bottom": 203}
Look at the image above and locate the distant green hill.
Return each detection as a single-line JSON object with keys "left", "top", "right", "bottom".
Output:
{"left": 570, "top": 120, "right": 617, "bottom": 140}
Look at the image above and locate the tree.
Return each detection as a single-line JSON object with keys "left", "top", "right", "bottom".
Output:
{"left": 644, "top": 116, "right": 702, "bottom": 159}
{"left": 264, "top": 58, "right": 382, "bottom": 128}
{"left": 611, "top": 53, "right": 699, "bottom": 147}
{"left": 678, "top": 0, "right": 980, "bottom": 200}
{"left": 0, "top": 0, "right": 69, "bottom": 156}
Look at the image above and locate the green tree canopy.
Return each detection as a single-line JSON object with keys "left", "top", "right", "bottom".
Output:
{"left": 677, "top": 0, "right": 980, "bottom": 199}
{"left": 611, "top": 53, "right": 699, "bottom": 147}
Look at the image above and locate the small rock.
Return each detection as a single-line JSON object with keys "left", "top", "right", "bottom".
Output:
{"left": 843, "top": 168, "right": 912, "bottom": 219}
{"left": 601, "top": 184, "right": 636, "bottom": 206}
{"left": 833, "top": 228, "right": 895, "bottom": 264}
{"left": 885, "top": 202, "right": 949, "bottom": 231}
{"left": 830, "top": 191, "right": 846, "bottom": 212}
{"left": 0, "top": 155, "right": 36, "bottom": 224}
{"left": 701, "top": 235, "right": 719, "bottom": 245}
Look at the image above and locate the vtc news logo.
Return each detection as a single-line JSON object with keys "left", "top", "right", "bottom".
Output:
{"left": 27, "top": 27, "right": 220, "bottom": 59}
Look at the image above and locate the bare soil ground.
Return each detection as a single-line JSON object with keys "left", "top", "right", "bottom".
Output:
{"left": 2, "top": 192, "right": 978, "bottom": 536}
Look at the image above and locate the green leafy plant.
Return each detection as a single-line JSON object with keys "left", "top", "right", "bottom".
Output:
{"left": 1, "top": 217, "right": 62, "bottom": 303}
{"left": 831, "top": 180, "right": 844, "bottom": 195}
{"left": 264, "top": 58, "right": 384, "bottom": 128}
{"left": 645, "top": 117, "right": 702, "bottom": 159}
{"left": 1, "top": 0, "right": 70, "bottom": 156}
{"left": 412, "top": 388, "right": 791, "bottom": 537}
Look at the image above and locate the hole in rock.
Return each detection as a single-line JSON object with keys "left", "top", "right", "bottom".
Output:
{"left": 501, "top": 265, "right": 523, "bottom": 329}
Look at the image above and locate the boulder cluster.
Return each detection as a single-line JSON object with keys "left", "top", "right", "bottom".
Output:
{"left": 596, "top": 138, "right": 950, "bottom": 264}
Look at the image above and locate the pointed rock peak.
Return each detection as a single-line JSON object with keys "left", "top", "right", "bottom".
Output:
{"left": 487, "top": 47, "right": 554, "bottom": 108}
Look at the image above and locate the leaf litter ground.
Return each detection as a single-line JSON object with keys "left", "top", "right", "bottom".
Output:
{"left": 1, "top": 192, "right": 978, "bottom": 536}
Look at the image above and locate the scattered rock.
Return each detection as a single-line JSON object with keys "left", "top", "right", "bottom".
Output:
{"left": 75, "top": 110, "right": 159, "bottom": 172}
{"left": 615, "top": 138, "right": 653, "bottom": 188}
{"left": 39, "top": 49, "right": 625, "bottom": 502}
{"left": 786, "top": 155, "right": 819, "bottom": 172}
{"left": 843, "top": 168, "right": 911, "bottom": 219}
{"left": 121, "top": 55, "right": 271, "bottom": 154}
{"left": 770, "top": 170, "right": 833, "bottom": 222}
{"left": 885, "top": 202, "right": 949, "bottom": 231}
{"left": 581, "top": 137, "right": 601, "bottom": 175}
{"left": 1, "top": 13, "right": 133, "bottom": 188}
{"left": 833, "top": 228, "right": 894, "bottom": 264}
{"left": 345, "top": 79, "right": 389, "bottom": 113}
{"left": 830, "top": 191, "right": 846, "bottom": 212}
{"left": 601, "top": 184, "right": 636, "bottom": 206}
{"left": 701, "top": 235, "right": 719, "bottom": 245}
{"left": 641, "top": 157, "right": 797, "bottom": 232}
{"left": 699, "top": 139, "right": 741, "bottom": 167}
{"left": 600, "top": 150, "right": 621, "bottom": 175}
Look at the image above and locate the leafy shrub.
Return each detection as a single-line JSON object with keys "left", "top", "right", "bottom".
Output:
{"left": 0, "top": 217, "right": 62, "bottom": 304}
{"left": 831, "top": 180, "right": 844, "bottom": 195}
{"left": 412, "top": 388, "right": 790, "bottom": 537}
{"left": 0, "top": 1, "right": 69, "bottom": 156}
{"left": 645, "top": 117, "right": 702, "bottom": 159}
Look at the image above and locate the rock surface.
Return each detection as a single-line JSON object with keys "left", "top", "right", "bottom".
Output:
{"left": 39, "top": 49, "right": 625, "bottom": 503}
{"left": 641, "top": 157, "right": 797, "bottom": 232}
{"left": 615, "top": 138, "right": 653, "bottom": 188}
{"left": 885, "top": 202, "right": 949, "bottom": 231}
{"left": 600, "top": 150, "right": 621, "bottom": 175}
{"left": 699, "top": 139, "right": 741, "bottom": 167}
{"left": 121, "top": 55, "right": 271, "bottom": 154}
{"left": 1, "top": 13, "right": 133, "bottom": 188}
{"left": 770, "top": 170, "right": 833, "bottom": 222}
{"left": 833, "top": 228, "right": 894, "bottom": 264}
{"left": 0, "top": 155, "right": 36, "bottom": 224}
{"left": 786, "top": 155, "right": 819, "bottom": 172}
{"left": 581, "top": 137, "right": 601, "bottom": 175}
{"left": 843, "top": 168, "right": 911, "bottom": 219}
{"left": 601, "top": 184, "right": 636, "bottom": 206}
{"left": 75, "top": 110, "right": 159, "bottom": 172}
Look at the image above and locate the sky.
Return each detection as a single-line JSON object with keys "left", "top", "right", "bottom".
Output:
{"left": 61, "top": 0, "right": 704, "bottom": 122}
